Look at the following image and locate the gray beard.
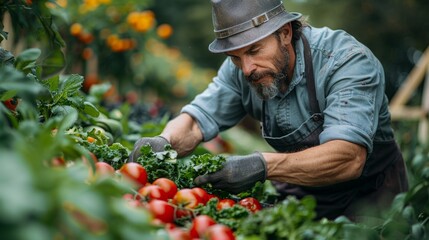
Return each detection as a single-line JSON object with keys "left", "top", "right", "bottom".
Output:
{"left": 254, "top": 73, "right": 285, "bottom": 100}
{"left": 248, "top": 47, "right": 290, "bottom": 100}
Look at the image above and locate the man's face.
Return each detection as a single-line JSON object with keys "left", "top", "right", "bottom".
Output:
{"left": 226, "top": 33, "right": 291, "bottom": 100}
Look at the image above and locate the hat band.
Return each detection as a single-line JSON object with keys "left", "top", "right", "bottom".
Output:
{"left": 214, "top": 2, "right": 286, "bottom": 39}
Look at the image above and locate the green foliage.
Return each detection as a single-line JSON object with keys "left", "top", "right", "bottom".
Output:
{"left": 135, "top": 144, "right": 227, "bottom": 192}
{"left": 236, "top": 196, "right": 346, "bottom": 240}
{"left": 0, "top": 37, "right": 163, "bottom": 240}
{"left": 0, "top": 0, "right": 65, "bottom": 78}
{"left": 371, "top": 144, "right": 429, "bottom": 239}
{"left": 1, "top": 1, "right": 429, "bottom": 239}
{"left": 195, "top": 198, "right": 250, "bottom": 231}
{"left": 0, "top": 139, "right": 160, "bottom": 240}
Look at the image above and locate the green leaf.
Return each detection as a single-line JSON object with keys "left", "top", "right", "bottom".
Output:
{"left": 59, "top": 74, "right": 83, "bottom": 94}
{"left": 14, "top": 48, "right": 41, "bottom": 71}
{"left": 0, "top": 90, "right": 17, "bottom": 101}
{"left": 83, "top": 101, "right": 100, "bottom": 117}
{"left": 0, "top": 47, "right": 14, "bottom": 66}
{"left": 0, "top": 66, "right": 45, "bottom": 96}
{"left": 52, "top": 105, "right": 78, "bottom": 130}
{"left": 40, "top": 47, "right": 65, "bottom": 79}
{"left": 42, "top": 75, "right": 60, "bottom": 92}
{"left": 89, "top": 82, "right": 112, "bottom": 100}
{"left": 0, "top": 151, "right": 41, "bottom": 223}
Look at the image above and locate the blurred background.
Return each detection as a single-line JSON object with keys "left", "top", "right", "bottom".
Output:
{"left": 1, "top": 0, "right": 428, "bottom": 154}
{"left": 1, "top": 1, "right": 429, "bottom": 238}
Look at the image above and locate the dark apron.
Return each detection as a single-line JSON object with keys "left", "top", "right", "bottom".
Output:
{"left": 261, "top": 36, "right": 408, "bottom": 220}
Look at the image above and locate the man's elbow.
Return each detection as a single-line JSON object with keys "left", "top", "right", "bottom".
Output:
{"left": 349, "top": 151, "right": 367, "bottom": 180}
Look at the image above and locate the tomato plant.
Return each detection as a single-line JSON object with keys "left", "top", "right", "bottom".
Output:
{"left": 189, "top": 215, "right": 217, "bottom": 239}
{"left": 238, "top": 197, "right": 262, "bottom": 213}
{"left": 204, "top": 224, "right": 235, "bottom": 240}
{"left": 153, "top": 177, "right": 178, "bottom": 199}
{"left": 217, "top": 199, "right": 236, "bottom": 211}
{"left": 147, "top": 199, "right": 176, "bottom": 224}
{"left": 137, "top": 184, "right": 168, "bottom": 202}
{"left": 119, "top": 162, "right": 148, "bottom": 187}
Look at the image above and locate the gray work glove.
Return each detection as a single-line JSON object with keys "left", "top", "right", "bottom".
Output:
{"left": 194, "top": 152, "right": 267, "bottom": 194}
{"left": 128, "top": 136, "right": 169, "bottom": 162}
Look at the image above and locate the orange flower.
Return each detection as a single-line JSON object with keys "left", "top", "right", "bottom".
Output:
{"left": 70, "top": 23, "right": 83, "bottom": 36}
{"left": 134, "top": 11, "right": 155, "bottom": 32}
{"left": 157, "top": 24, "right": 173, "bottom": 39}
{"left": 83, "top": 76, "right": 100, "bottom": 92}
{"left": 106, "top": 34, "right": 119, "bottom": 46}
{"left": 79, "top": 32, "right": 94, "bottom": 44}
{"left": 127, "top": 12, "right": 140, "bottom": 26}
{"left": 81, "top": 47, "right": 93, "bottom": 60}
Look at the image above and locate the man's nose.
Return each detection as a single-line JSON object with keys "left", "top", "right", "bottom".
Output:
{"left": 241, "top": 57, "right": 256, "bottom": 76}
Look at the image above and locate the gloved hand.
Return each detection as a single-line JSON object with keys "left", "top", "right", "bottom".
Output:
{"left": 128, "top": 136, "right": 169, "bottom": 162}
{"left": 194, "top": 152, "right": 267, "bottom": 194}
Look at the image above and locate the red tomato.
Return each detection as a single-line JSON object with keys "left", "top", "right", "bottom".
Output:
{"left": 191, "top": 187, "right": 210, "bottom": 205}
{"left": 123, "top": 193, "right": 142, "bottom": 207}
{"left": 119, "top": 162, "right": 148, "bottom": 187}
{"left": 207, "top": 193, "right": 220, "bottom": 202}
{"left": 126, "top": 199, "right": 142, "bottom": 208}
{"left": 152, "top": 178, "right": 178, "bottom": 199}
{"left": 189, "top": 215, "right": 217, "bottom": 239}
{"left": 238, "top": 197, "right": 262, "bottom": 213}
{"left": 204, "top": 224, "right": 235, "bottom": 240}
{"left": 82, "top": 152, "right": 98, "bottom": 165}
{"left": 216, "top": 199, "right": 235, "bottom": 211}
{"left": 122, "top": 193, "right": 135, "bottom": 201}
{"left": 2, "top": 98, "right": 18, "bottom": 111}
{"left": 167, "top": 227, "right": 191, "bottom": 240}
{"left": 164, "top": 222, "right": 176, "bottom": 231}
{"left": 137, "top": 185, "right": 168, "bottom": 202}
{"left": 173, "top": 188, "right": 203, "bottom": 209}
{"left": 50, "top": 156, "right": 66, "bottom": 167}
{"left": 174, "top": 208, "right": 193, "bottom": 219}
{"left": 95, "top": 162, "right": 115, "bottom": 177}
{"left": 147, "top": 199, "right": 176, "bottom": 224}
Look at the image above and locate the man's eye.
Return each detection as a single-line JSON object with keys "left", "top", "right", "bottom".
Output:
{"left": 248, "top": 49, "right": 259, "bottom": 55}
{"left": 231, "top": 56, "right": 240, "bottom": 66}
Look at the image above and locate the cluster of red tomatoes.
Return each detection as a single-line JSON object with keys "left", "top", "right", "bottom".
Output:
{"left": 93, "top": 161, "right": 262, "bottom": 240}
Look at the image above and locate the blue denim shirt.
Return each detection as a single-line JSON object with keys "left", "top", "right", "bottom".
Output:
{"left": 181, "top": 26, "right": 394, "bottom": 154}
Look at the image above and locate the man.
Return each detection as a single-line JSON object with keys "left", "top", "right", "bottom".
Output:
{"left": 130, "top": 0, "right": 408, "bottom": 220}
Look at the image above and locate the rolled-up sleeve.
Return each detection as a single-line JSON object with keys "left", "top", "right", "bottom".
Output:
{"left": 181, "top": 59, "right": 247, "bottom": 142}
{"left": 319, "top": 45, "right": 385, "bottom": 154}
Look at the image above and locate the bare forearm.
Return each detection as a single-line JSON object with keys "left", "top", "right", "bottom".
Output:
{"left": 263, "top": 140, "right": 367, "bottom": 186}
{"left": 160, "top": 113, "right": 203, "bottom": 157}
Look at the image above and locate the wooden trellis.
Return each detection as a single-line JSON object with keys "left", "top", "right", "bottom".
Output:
{"left": 389, "top": 46, "right": 429, "bottom": 143}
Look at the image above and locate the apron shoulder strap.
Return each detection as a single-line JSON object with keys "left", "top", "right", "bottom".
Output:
{"left": 301, "top": 35, "right": 321, "bottom": 115}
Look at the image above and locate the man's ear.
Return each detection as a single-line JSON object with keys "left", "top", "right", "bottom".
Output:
{"left": 279, "top": 23, "right": 293, "bottom": 45}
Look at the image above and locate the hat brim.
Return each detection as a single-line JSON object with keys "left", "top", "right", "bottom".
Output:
{"left": 208, "top": 12, "right": 302, "bottom": 53}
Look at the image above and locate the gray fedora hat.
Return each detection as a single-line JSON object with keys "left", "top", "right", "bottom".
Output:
{"left": 208, "top": 0, "right": 301, "bottom": 53}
